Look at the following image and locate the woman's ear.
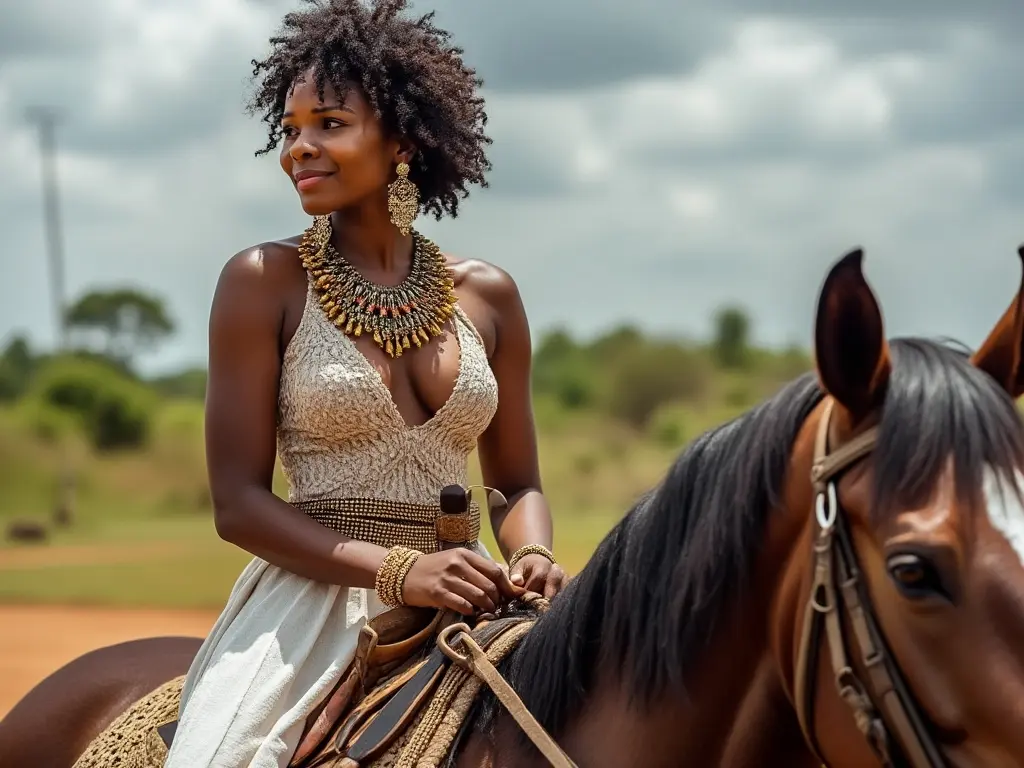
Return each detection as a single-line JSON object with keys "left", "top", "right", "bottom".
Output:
{"left": 393, "top": 137, "right": 416, "bottom": 168}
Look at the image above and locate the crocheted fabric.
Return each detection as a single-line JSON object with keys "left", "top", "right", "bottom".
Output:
{"left": 71, "top": 676, "right": 184, "bottom": 768}
{"left": 278, "top": 283, "right": 499, "bottom": 506}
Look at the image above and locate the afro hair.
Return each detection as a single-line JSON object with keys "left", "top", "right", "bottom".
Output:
{"left": 248, "top": 0, "right": 492, "bottom": 220}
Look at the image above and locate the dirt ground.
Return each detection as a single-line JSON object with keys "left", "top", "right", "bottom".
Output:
{"left": 0, "top": 541, "right": 191, "bottom": 571}
{"left": 0, "top": 604, "right": 217, "bottom": 718}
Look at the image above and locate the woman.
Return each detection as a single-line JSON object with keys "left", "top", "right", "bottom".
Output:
{"left": 164, "top": 1, "right": 566, "bottom": 766}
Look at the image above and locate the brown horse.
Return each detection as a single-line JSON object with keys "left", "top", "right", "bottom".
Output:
{"left": 6, "top": 246, "right": 1024, "bottom": 767}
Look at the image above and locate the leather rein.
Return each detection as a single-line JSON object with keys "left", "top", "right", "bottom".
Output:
{"left": 794, "top": 400, "right": 947, "bottom": 767}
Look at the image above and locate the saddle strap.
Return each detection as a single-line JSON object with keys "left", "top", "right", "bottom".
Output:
{"left": 340, "top": 613, "right": 533, "bottom": 764}
{"left": 440, "top": 624, "right": 578, "bottom": 768}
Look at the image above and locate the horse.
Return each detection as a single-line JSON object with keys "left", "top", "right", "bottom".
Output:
{"left": 6, "top": 246, "right": 1024, "bottom": 767}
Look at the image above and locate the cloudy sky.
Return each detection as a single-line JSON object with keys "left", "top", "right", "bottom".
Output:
{"left": 1, "top": 0, "right": 1021, "bottom": 374}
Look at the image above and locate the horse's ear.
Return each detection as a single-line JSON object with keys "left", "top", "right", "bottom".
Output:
{"left": 971, "top": 246, "right": 1024, "bottom": 399}
{"left": 813, "top": 248, "right": 891, "bottom": 421}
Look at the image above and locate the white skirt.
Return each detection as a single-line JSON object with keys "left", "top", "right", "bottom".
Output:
{"left": 166, "top": 544, "right": 488, "bottom": 768}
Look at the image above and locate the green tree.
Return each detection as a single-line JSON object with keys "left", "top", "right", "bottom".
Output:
{"left": 533, "top": 329, "right": 596, "bottom": 409}
{"left": 0, "top": 335, "right": 35, "bottom": 401}
{"left": 65, "top": 288, "right": 175, "bottom": 368}
{"left": 713, "top": 306, "right": 751, "bottom": 370}
{"left": 533, "top": 328, "right": 577, "bottom": 369}
{"left": 588, "top": 324, "right": 644, "bottom": 361}
{"left": 151, "top": 367, "right": 208, "bottom": 400}
{"left": 605, "top": 342, "right": 711, "bottom": 428}
{"left": 31, "top": 356, "right": 156, "bottom": 451}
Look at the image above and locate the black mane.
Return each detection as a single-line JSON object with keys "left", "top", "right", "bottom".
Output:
{"left": 872, "top": 339, "right": 1024, "bottom": 520}
{"left": 465, "top": 337, "right": 1024, "bottom": 755}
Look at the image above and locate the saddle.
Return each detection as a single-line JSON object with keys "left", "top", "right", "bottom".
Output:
{"left": 289, "top": 603, "right": 459, "bottom": 767}
{"left": 158, "top": 594, "right": 575, "bottom": 768}
{"left": 291, "top": 595, "right": 570, "bottom": 767}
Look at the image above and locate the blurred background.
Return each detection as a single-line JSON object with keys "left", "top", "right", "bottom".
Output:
{"left": 1, "top": 0, "right": 1021, "bottom": 716}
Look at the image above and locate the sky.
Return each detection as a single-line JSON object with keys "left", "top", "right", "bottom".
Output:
{"left": 1, "top": 1, "right": 1021, "bottom": 374}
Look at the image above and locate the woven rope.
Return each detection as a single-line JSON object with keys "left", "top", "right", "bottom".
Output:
{"left": 72, "top": 675, "right": 184, "bottom": 768}
{"left": 392, "top": 620, "right": 534, "bottom": 768}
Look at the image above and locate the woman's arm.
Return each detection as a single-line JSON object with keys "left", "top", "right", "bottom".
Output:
{"left": 475, "top": 267, "right": 567, "bottom": 598}
{"left": 205, "top": 246, "right": 388, "bottom": 587}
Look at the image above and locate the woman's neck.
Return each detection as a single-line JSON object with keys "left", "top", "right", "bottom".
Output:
{"left": 329, "top": 199, "right": 413, "bottom": 274}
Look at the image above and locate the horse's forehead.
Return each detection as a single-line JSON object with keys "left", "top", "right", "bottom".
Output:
{"left": 983, "top": 467, "right": 1024, "bottom": 567}
{"left": 887, "top": 471, "right": 957, "bottom": 536}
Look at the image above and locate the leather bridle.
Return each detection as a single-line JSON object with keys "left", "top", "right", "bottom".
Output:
{"left": 794, "top": 399, "right": 947, "bottom": 767}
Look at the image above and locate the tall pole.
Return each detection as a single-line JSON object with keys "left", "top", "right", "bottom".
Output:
{"left": 26, "top": 107, "right": 68, "bottom": 351}
{"left": 26, "top": 107, "right": 75, "bottom": 527}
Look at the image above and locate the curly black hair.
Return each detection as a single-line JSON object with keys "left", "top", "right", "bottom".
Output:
{"left": 248, "top": 0, "right": 492, "bottom": 220}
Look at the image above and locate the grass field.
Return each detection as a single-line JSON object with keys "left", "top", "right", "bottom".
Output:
{"left": 0, "top": 396, "right": 698, "bottom": 609}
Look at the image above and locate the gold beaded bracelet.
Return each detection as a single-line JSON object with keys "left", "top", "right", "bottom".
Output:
{"left": 374, "top": 546, "right": 423, "bottom": 608}
{"left": 507, "top": 544, "right": 556, "bottom": 571}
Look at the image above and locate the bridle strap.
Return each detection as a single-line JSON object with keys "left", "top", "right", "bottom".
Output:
{"left": 832, "top": 508, "right": 945, "bottom": 768}
{"left": 810, "top": 400, "right": 879, "bottom": 494}
{"left": 794, "top": 400, "right": 946, "bottom": 767}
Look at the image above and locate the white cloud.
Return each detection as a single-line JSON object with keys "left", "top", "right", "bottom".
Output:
{"left": 731, "top": 19, "right": 838, "bottom": 77}
{"left": 668, "top": 185, "right": 719, "bottom": 221}
{"left": 0, "top": 1, "right": 1021, "bottom": 373}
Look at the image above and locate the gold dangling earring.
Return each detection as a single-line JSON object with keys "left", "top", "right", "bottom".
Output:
{"left": 387, "top": 162, "right": 420, "bottom": 236}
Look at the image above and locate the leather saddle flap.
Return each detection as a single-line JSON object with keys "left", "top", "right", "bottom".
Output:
{"left": 288, "top": 607, "right": 451, "bottom": 767}
{"left": 340, "top": 613, "right": 534, "bottom": 764}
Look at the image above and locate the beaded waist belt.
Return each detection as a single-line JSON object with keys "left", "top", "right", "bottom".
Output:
{"left": 294, "top": 497, "right": 481, "bottom": 554}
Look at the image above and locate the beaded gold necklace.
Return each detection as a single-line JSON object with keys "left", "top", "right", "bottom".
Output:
{"left": 298, "top": 215, "right": 457, "bottom": 358}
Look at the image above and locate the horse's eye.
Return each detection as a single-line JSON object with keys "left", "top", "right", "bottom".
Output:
{"left": 886, "top": 552, "right": 949, "bottom": 601}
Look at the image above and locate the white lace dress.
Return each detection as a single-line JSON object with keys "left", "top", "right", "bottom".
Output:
{"left": 164, "top": 282, "right": 498, "bottom": 768}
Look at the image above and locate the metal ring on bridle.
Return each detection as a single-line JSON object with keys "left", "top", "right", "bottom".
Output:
{"left": 436, "top": 622, "right": 473, "bottom": 671}
{"left": 815, "top": 482, "right": 838, "bottom": 530}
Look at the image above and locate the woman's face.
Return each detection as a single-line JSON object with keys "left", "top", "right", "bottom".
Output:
{"left": 279, "top": 74, "right": 403, "bottom": 216}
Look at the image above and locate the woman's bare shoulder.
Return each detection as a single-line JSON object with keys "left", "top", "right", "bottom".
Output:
{"left": 209, "top": 235, "right": 307, "bottom": 340}
{"left": 445, "top": 255, "right": 524, "bottom": 317}
{"left": 218, "top": 235, "right": 304, "bottom": 288}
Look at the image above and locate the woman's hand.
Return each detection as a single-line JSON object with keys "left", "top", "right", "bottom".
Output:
{"left": 401, "top": 548, "right": 524, "bottom": 615}
{"left": 509, "top": 553, "right": 568, "bottom": 599}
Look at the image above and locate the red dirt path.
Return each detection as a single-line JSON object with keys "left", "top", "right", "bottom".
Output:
{"left": 0, "top": 604, "right": 217, "bottom": 718}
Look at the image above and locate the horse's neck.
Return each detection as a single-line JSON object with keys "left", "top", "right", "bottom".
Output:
{"left": 542, "top": 606, "right": 818, "bottom": 767}
{"left": 540, "top": 415, "right": 826, "bottom": 767}
{"left": 719, "top": 655, "right": 824, "bottom": 767}
{"left": 475, "top": 587, "right": 818, "bottom": 766}
{"left": 527, "top": 549, "right": 819, "bottom": 767}
{"left": 475, "top": 409, "right": 831, "bottom": 767}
